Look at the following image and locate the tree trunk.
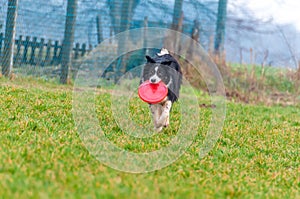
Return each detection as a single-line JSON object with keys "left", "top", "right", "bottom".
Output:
{"left": 108, "top": 0, "right": 140, "bottom": 35}
{"left": 172, "top": 0, "right": 183, "bottom": 31}
{"left": 115, "top": 0, "right": 134, "bottom": 77}
{"left": 60, "top": 0, "right": 78, "bottom": 84}
{"left": 2, "top": 0, "right": 19, "bottom": 77}
{"left": 96, "top": 15, "right": 103, "bottom": 44}
{"left": 214, "top": 0, "right": 228, "bottom": 59}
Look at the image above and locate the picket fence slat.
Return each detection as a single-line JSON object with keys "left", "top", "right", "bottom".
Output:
{"left": 14, "top": 35, "right": 22, "bottom": 65}
{"left": 36, "top": 38, "right": 45, "bottom": 66}
{"left": 0, "top": 33, "right": 3, "bottom": 62}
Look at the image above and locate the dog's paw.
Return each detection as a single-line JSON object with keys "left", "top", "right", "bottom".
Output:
{"left": 163, "top": 122, "right": 169, "bottom": 128}
{"left": 154, "top": 126, "right": 163, "bottom": 132}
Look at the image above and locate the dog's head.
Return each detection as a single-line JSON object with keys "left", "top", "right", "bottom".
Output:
{"left": 143, "top": 55, "right": 173, "bottom": 84}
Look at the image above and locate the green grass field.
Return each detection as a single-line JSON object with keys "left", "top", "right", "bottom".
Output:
{"left": 0, "top": 77, "right": 299, "bottom": 198}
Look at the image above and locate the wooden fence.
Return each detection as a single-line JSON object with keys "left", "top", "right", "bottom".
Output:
{"left": 0, "top": 33, "right": 91, "bottom": 67}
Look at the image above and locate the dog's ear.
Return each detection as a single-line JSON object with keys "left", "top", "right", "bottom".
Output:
{"left": 146, "top": 55, "right": 156, "bottom": 63}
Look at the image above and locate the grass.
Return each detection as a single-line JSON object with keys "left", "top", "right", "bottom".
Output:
{"left": 218, "top": 63, "right": 300, "bottom": 105}
{"left": 179, "top": 57, "right": 300, "bottom": 106}
{"left": 0, "top": 77, "right": 299, "bottom": 198}
{"left": 228, "top": 63, "right": 296, "bottom": 93}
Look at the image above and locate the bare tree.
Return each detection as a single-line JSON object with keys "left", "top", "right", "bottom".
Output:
{"left": 115, "top": 0, "right": 135, "bottom": 74}
{"left": 60, "top": 0, "right": 78, "bottom": 84}
{"left": 2, "top": 0, "right": 19, "bottom": 77}
{"left": 107, "top": 0, "right": 139, "bottom": 34}
{"left": 277, "top": 25, "right": 298, "bottom": 69}
{"left": 172, "top": 0, "right": 183, "bottom": 30}
{"left": 214, "top": 0, "right": 228, "bottom": 58}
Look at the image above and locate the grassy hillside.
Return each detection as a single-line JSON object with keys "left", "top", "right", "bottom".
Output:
{"left": 0, "top": 77, "right": 299, "bottom": 198}
{"left": 221, "top": 63, "right": 300, "bottom": 105}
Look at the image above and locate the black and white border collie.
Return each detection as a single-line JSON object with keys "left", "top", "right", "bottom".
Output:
{"left": 140, "top": 48, "right": 182, "bottom": 131}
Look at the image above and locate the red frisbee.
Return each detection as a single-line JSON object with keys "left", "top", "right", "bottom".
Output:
{"left": 138, "top": 81, "right": 168, "bottom": 104}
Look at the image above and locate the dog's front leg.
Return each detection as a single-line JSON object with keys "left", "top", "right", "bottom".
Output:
{"left": 157, "top": 100, "right": 172, "bottom": 128}
{"left": 150, "top": 104, "right": 163, "bottom": 131}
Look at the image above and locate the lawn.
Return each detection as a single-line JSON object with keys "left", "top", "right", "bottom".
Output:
{"left": 0, "top": 77, "right": 299, "bottom": 198}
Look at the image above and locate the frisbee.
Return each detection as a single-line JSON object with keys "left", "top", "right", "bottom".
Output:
{"left": 138, "top": 81, "right": 168, "bottom": 104}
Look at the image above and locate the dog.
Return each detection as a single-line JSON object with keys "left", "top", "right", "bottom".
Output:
{"left": 140, "top": 48, "right": 182, "bottom": 131}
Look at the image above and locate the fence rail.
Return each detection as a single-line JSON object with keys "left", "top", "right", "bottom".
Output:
{"left": 0, "top": 33, "right": 91, "bottom": 67}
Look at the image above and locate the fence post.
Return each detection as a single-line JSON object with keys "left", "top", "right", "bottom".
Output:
{"left": 186, "top": 20, "right": 200, "bottom": 75}
{"left": 60, "top": 0, "right": 78, "bottom": 84}
{"left": 74, "top": 43, "right": 80, "bottom": 59}
{"left": 81, "top": 43, "right": 86, "bottom": 57}
{"left": 14, "top": 35, "right": 20, "bottom": 66}
{"left": 0, "top": 33, "right": 3, "bottom": 63}
{"left": 174, "top": 12, "right": 183, "bottom": 52}
{"left": 143, "top": 16, "right": 148, "bottom": 56}
{"left": 2, "top": 0, "right": 19, "bottom": 76}
{"left": 109, "top": 26, "right": 113, "bottom": 44}
{"left": 58, "top": 45, "right": 62, "bottom": 65}
{"left": 96, "top": 15, "right": 103, "bottom": 44}
{"left": 187, "top": 19, "right": 200, "bottom": 59}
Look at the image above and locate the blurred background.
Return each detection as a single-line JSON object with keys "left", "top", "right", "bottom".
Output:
{"left": 0, "top": 0, "right": 299, "bottom": 104}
